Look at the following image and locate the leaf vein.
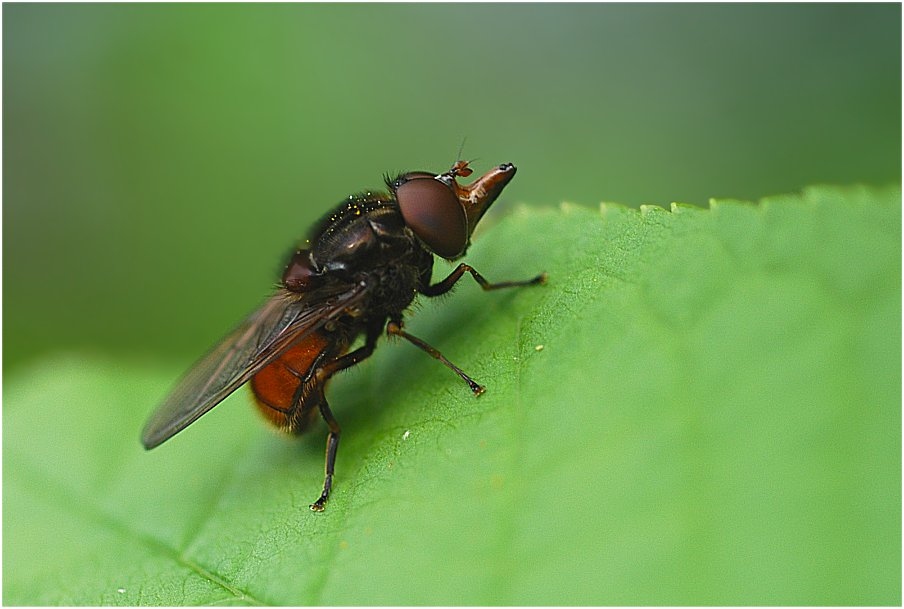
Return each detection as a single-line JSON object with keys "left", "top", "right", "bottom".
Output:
{"left": 10, "top": 454, "right": 268, "bottom": 606}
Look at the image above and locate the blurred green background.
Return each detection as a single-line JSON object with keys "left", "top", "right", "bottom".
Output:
{"left": 4, "top": 3, "right": 901, "bottom": 373}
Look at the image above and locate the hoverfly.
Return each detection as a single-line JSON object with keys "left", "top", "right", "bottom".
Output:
{"left": 141, "top": 160, "right": 545, "bottom": 511}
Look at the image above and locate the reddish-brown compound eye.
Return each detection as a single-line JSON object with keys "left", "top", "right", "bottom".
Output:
{"left": 396, "top": 177, "right": 468, "bottom": 259}
{"left": 282, "top": 249, "right": 322, "bottom": 292}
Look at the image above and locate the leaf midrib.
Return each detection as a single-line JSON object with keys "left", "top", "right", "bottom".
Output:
{"left": 9, "top": 453, "right": 268, "bottom": 606}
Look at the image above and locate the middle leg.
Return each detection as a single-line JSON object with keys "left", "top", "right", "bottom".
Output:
{"left": 386, "top": 319, "right": 484, "bottom": 395}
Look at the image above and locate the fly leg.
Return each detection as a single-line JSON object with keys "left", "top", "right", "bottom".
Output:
{"left": 386, "top": 319, "right": 485, "bottom": 395}
{"left": 405, "top": 265, "right": 545, "bottom": 393}
{"left": 308, "top": 394, "right": 339, "bottom": 512}
{"left": 419, "top": 264, "right": 546, "bottom": 297}
{"left": 308, "top": 321, "right": 383, "bottom": 512}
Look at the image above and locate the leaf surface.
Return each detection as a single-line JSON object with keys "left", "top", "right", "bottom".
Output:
{"left": 5, "top": 185, "right": 900, "bottom": 605}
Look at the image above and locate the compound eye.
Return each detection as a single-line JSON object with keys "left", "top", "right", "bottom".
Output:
{"left": 282, "top": 249, "right": 322, "bottom": 292}
{"left": 390, "top": 171, "right": 434, "bottom": 192}
{"left": 396, "top": 177, "right": 467, "bottom": 259}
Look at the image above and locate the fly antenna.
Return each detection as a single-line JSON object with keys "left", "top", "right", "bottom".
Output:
{"left": 456, "top": 136, "right": 468, "bottom": 163}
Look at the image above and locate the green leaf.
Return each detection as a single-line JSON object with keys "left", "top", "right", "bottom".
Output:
{"left": 5, "top": 185, "right": 900, "bottom": 605}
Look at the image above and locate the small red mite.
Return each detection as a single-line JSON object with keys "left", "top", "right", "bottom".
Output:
{"left": 141, "top": 160, "right": 545, "bottom": 511}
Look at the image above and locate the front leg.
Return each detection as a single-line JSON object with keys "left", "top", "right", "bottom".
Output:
{"left": 420, "top": 263, "right": 546, "bottom": 297}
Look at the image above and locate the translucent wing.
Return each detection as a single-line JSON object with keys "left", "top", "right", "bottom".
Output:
{"left": 141, "top": 281, "right": 368, "bottom": 449}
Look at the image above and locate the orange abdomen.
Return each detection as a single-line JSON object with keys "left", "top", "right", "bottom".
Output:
{"left": 250, "top": 330, "right": 346, "bottom": 432}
